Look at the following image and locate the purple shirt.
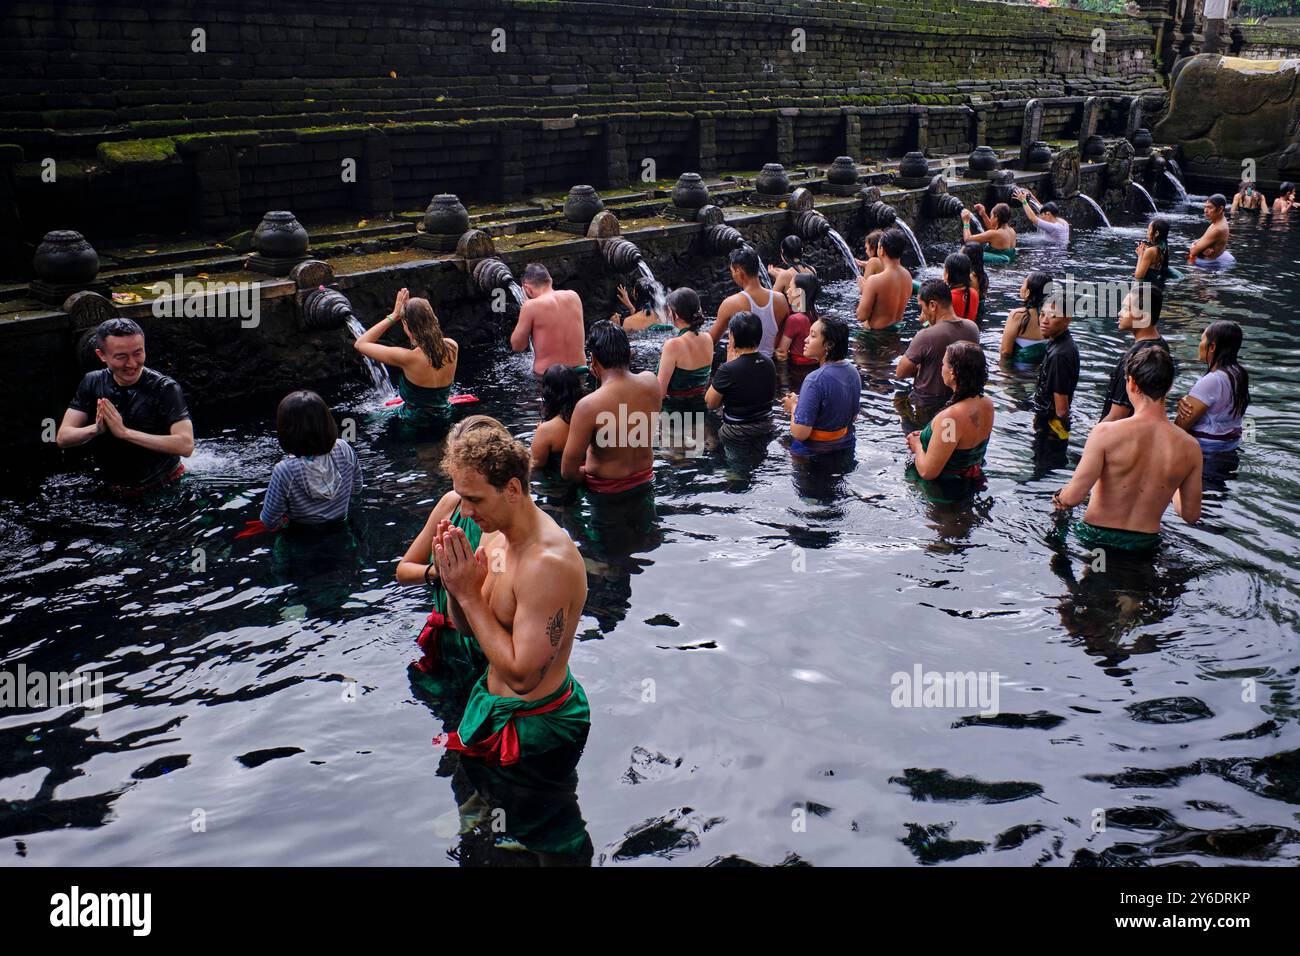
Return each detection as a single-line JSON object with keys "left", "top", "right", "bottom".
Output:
{"left": 793, "top": 360, "right": 861, "bottom": 452}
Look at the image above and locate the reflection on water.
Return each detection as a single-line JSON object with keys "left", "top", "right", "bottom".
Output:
{"left": 2, "top": 212, "right": 1299, "bottom": 866}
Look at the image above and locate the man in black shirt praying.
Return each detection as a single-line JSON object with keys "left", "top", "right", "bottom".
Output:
{"left": 57, "top": 318, "right": 195, "bottom": 492}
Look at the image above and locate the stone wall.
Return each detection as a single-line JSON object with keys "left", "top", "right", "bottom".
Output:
{"left": 1235, "top": 22, "right": 1300, "bottom": 58}
{"left": 0, "top": 0, "right": 1161, "bottom": 244}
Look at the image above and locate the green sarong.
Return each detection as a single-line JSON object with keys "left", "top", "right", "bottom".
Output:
{"left": 645, "top": 323, "right": 675, "bottom": 333}
{"left": 410, "top": 506, "right": 488, "bottom": 699}
{"left": 1012, "top": 339, "right": 1048, "bottom": 364}
{"left": 982, "top": 245, "right": 1018, "bottom": 266}
{"left": 1074, "top": 520, "right": 1161, "bottom": 553}
{"left": 906, "top": 419, "right": 989, "bottom": 504}
{"left": 396, "top": 373, "right": 452, "bottom": 429}
{"left": 442, "top": 670, "right": 590, "bottom": 765}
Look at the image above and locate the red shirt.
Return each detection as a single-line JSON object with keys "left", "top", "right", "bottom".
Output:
{"left": 952, "top": 287, "right": 980, "bottom": 321}
{"left": 784, "top": 312, "right": 817, "bottom": 365}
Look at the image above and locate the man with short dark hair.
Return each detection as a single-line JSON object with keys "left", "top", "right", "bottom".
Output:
{"left": 561, "top": 320, "right": 662, "bottom": 493}
{"left": 57, "top": 318, "right": 194, "bottom": 492}
{"left": 1054, "top": 346, "right": 1201, "bottom": 553}
{"left": 709, "top": 246, "right": 789, "bottom": 359}
{"left": 1031, "top": 298, "right": 1080, "bottom": 444}
{"left": 1100, "top": 284, "right": 1170, "bottom": 422}
{"left": 1188, "top": 194, "right": 1231, "bottom": 265}
{"left": 707, "top": 311, "right": 776, "bottom": 443}
{"left": 855, "top": 228, "right": 912, "bottom": 329}
{"left": 1015, "top": 187, "right": 1070, "bottom": 243}
{"left": 511, "top": 262, "right": 586, "bottom": 376}
{"left": 897, "top": 279, "right": 980, "bottom": 406}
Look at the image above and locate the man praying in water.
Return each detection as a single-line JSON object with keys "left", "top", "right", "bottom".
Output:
{"left": 432, "top": 416, "right": 591, "bottom": 766}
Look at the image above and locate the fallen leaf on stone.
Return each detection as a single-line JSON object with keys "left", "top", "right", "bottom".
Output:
{"left": 196, "top": 273, "right": 209, "bottom": 279}
{"left": 389, "top": 71, "right": 397, "bottom": 79}
{"left": 357, "top": 220, "right": 368, "bottom": 228}
{"left": 112, "top": 292, "right": 142, "bottom": 304}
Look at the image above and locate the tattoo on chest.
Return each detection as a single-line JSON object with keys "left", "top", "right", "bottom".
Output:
{"left": 547, "top": 608, "right": 565, "bottom": 647}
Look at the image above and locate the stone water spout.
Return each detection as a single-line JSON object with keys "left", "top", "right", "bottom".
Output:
{"left": 924, "top": 175, "right": 964, "bottom": 219}
{"left": 697, "top": 204, "right": 746, "bottom": 256}
{"left": 602, "top": 237, "right": 644, "bottom": 272}
{"left": 989, "top": 170, "right": 1017, "bottom": 207}
{"left": 863, "top": 200, "right": 898, "bottom": 229}
{"left": 793, "top": 209, "right": 831, "bottom": 241}
{"left": 472, "top": 257, "right": 518, "bottom": 295}
{"left": 301, "top": 287, "right": 356, "bottom": 331}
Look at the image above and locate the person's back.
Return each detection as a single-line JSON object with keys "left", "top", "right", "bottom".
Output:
{"left": 260, "top": 391, "right": 363, "bottom": 529}
{"left": 899, "top": 281, "right": 980, "bottom": 404}
{"left": 1084, "top": 413, "right": 1201, "bottom": 533}
{"left": 857, "top": 229, "right": 912, "bottom": 329}
{"left": 1055, "top": 346, "right": 1201, "bottom": 549}
{"left": 562, "top": 321, "right": 662, "bottom": 489}
{"left": 512, "top": 263, "right": 586, "bottom": 375}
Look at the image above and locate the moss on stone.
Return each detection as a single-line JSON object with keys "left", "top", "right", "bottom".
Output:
{"left": 97, "top": 137, "right": 178, "bottom": 168}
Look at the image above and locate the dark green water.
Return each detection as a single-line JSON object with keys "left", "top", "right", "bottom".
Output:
{"left": 1, "top": 205, "right": 1297, "bottom": 866}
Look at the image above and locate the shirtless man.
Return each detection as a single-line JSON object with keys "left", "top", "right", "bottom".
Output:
{"left": 1053, "top": 346, "right": 1201, "bottom": 554}
{"left": 855, "top": 228, "right": 912, "bottom": 329}
{"left": 510, "top": 263, "right": 586, "bottom": 375}
{"left": 709, "top": 246, "right": 789, "bottom": 358}
{"left": 1188, "top": 194, "right": 1231, "bottom": 265}
{"left": 561, "top": 320, "right": 662, "bottom": 493}
{"left": 431, "top": 416, "right": 591, "bottom": 764}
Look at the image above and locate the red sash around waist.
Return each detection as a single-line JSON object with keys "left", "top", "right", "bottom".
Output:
{"left": 585, "top": 466, "right": 654, "bottom": 494}
{"left": 438, "top": 682, "right": 575, "bottom": 766}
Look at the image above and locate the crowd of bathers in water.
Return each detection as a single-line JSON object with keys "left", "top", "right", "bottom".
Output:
{"left": 49, "top": 184, "right": 1278, "bottom": 769}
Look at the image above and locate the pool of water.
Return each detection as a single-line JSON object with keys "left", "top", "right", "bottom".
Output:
{"left": 2, "top": 205, "right": 1298, "bottom": 866}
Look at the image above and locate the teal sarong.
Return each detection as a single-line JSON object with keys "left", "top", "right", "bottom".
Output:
{"left": 396, "top": 373, "right": 452, "bottom": 428}
{"left": 410, "top": 506, "right": 488, "bottom": 699}
{"left": 442, "top": 670, "right": 590, "bottom": 765}
{"left": 906, "top": 419, "right": 989, "bottom": 504}
{"left": 1074, "top": 520, "right": 1161, "bottom": 554}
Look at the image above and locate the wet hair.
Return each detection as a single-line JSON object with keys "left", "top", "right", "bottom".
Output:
{"left": 95, "top": 317, "right": 145, "bottom": 349}
{"left": 276, "top": 390, "right": 338, "bottom": 457}
{"left": 1239, "top": 180, "right": 1254, "bottom": 192}
{"left": 990, "top": 203, "right": 1012, "bottom": 226}
{"left": 442, "top": 414, "right": 530, "bottom": 491}
{"left": 665, "top": 287, "right": 706, "bottom": 330}
{"left": 1018, "top": 271, "right": 1054, "bottom": 335}
{"left": 400, "top": 297, "right": 450, "bottom": 369}
{"left": 728, "top": 310, "right": 762, "bottom": 350}
{"left": 792, "top": 272, "right": 822, "bottom": 320}
{"left": 1204, "top": 320, "right": 1250, "bottom": 417}
{"left": 1124, "top": 343, "right": 1175, "bottom": 401}
{"left": 918, "top": 278, "right": 953, "bottom": 307}
{"left": 943, "top": 252, "right": 973, "bottom": 292}
{"left": 1208, "top": 193, "right": 1227, "bottom": 209}
{"left": 629, "top": 277, "right": 656, "bottom": 313}
{"left": 961, "top": 241, "right": 988, "bottom": 295}
{"left": 944, "top": 341, "right": 987, "bottom": 405}
{"left": 730, "top": 245, "right": 760, "bottom": 278}
{"left": 1280, "top": 182, "right": 1296, "bottom": 198}
{"left": 540, "top": 364, "right": 583, "bottom": 424}
{"left": 586, "top": 319, "right": 631, "bottom": 370}
{"left": 1040, "top": 201, "right": 1060, "bottom": 217}
{"left": 816, "top": 316, "right": 850, "bottom": 362}
{"left": 880, "top": 229, "right": 907, "bottom": 260}
{"left": 865, "top": 229, "right": 884, "bottom": 257}
{"left": 780, "top": 235, "right": 803, "bottom": 266}
{"left": 522, "top": 263, "right": 551, "bottom": 286}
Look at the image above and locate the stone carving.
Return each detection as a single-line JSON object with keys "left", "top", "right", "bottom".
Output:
{"left": 1155, "top": 53, "right": 1300, "bottom": 181}
{"left": 1050, "top": 145, "right": 1081, "bottom": 198}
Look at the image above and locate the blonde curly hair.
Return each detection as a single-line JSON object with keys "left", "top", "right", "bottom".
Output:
{"left": 442, "top": 415, "right": 530, "bottom": 490}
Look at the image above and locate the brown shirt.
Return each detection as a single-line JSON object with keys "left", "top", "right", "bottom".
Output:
{"left": 904, "top": 318, "right": 980, "bottom": 402}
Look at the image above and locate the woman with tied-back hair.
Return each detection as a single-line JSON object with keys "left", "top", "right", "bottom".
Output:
{"left": 611, "top": 277, "right": 669, "bottom": 333}
{"left": 1176, "top": 320, "right": 1251, "bottom": 455}
{"left": 530, "top": 364, "right": 585, "bottom": 474}
{"left": 768, "top": 235, "right": 818, "bottom": 304}
{"left": 656, "top": 287, "right": 715, "bottom": 415}
{"left": 961, "top": 202, "right": 1018, "bottom": 265}
{"left": 354, "top": 287, "right": 459, "bottom": 428}
{"left": 999, "top": 271, "right": 1054, "bottom": 364}
{"left": 906, "top": 341, "right": 994, "bottom": 503}
{"left": 1134, "top": 216, "right": 1177, "bottom": 289}
{"left": 944, "top": 251, "right": 980, "bottom": 321}
{"left": 855, "top": 229, "right": 886, "bottom": 278}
